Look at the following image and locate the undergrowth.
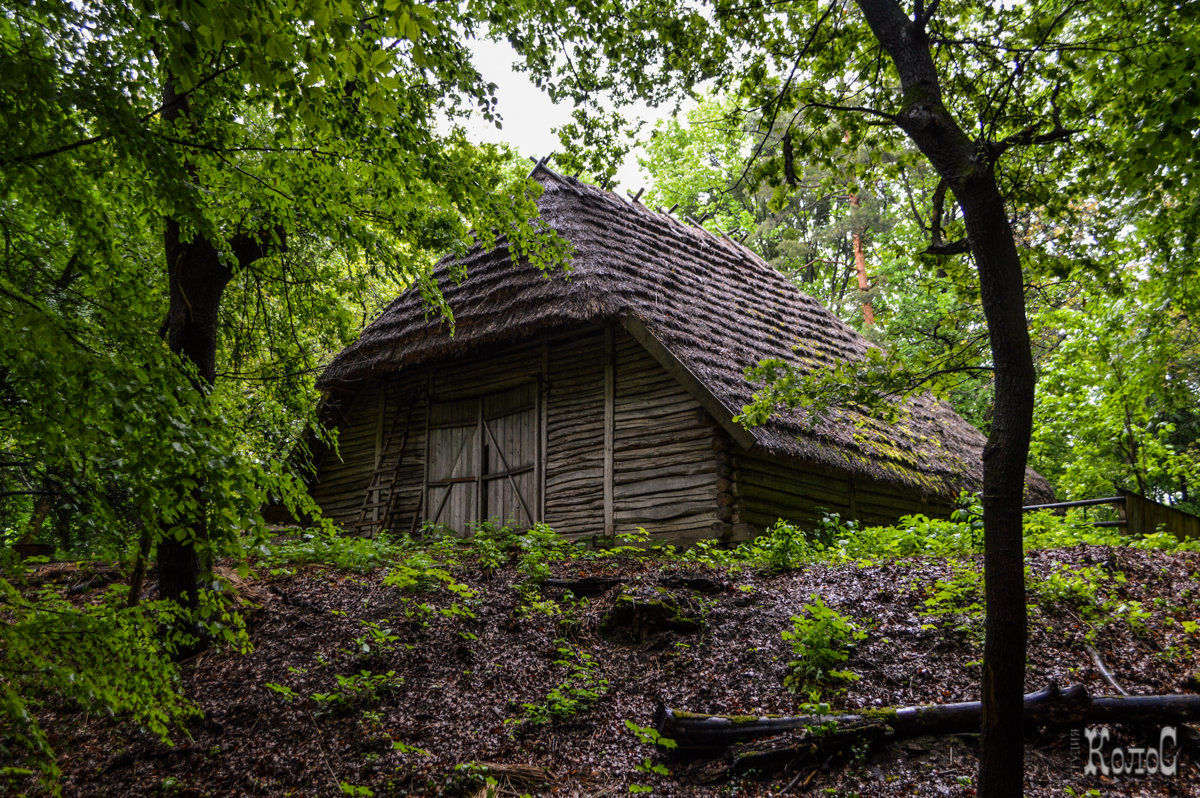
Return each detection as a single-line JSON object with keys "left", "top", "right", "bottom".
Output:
{"left": 10, "top": 500, "right": 1194, "bottom": 794}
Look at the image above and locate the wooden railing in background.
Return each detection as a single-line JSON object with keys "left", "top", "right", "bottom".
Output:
{"left": 1023, "top": 488, "right": 1200, "bottom": 540}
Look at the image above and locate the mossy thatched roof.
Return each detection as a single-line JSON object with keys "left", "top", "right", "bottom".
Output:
{"left": 321, "top": 167, "right": 1053, "bottom": 504}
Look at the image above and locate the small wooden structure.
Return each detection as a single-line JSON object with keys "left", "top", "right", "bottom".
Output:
{"left": 1024, "top": 490, "right": 1200, "bottom": 540}
{"left": 306, "top": 166, "right": 1052, "bottom": 542}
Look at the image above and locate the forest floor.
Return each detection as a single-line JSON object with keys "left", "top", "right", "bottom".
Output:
{"left": 20, "top": 536, "right": 1200, "bottom": 797}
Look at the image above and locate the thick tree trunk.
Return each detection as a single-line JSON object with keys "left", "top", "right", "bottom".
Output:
{"left": 156, "top": 78, "right": 273, "bottom": 614}
{"left": 158, "top": 217, "right": 233, "bottom": 611}
{"left": 851, "top": 3, "right": 1036, "bottom": 795}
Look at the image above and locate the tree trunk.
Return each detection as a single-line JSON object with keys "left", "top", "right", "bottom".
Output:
{"left": 848, "top": 193, "right": 874, "bottom": 326}
{"left": 158, "top": 216, "right": 233, "bottom": 611}
{"left": 851, "top": 3, "right": 1036, "bottom": 795}
{"left": 156, "top": 77, "right": 272, "bottom": 614}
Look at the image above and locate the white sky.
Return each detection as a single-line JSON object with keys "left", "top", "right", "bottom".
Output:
{"left": 463, "top": 38, "right": 677, "bottom": 191}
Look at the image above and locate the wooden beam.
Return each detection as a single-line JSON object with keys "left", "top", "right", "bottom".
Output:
{"left": 620, "top": 316, "right": 757, "bottom": 450}
{"left": 373, "top": 380, "right": 386, "bottom": 470}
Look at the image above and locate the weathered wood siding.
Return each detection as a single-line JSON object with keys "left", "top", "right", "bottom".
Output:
{"left": 309, "top": 323, "right": 955, "bottom": 541}
{"left": 308, "top": 371, "right": 430, "bottom": 530}
{"left": 543, "top": 328, "right": 606, "bottom": 537}
{"left": 611, "top": 327, "right": 725, "bottom": 542}
{"left": 307, "top": 382, "right": 383, "bottom": 524}
{"left": 730, "top": 450, "right": 952, "bottom": 533}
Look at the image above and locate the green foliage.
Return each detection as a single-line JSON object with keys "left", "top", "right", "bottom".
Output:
{"left": 1029, "top": 565, "right": 1111, "bottom": 622}
{"left": 781, "top": 596, "right": 867, "bottom": 695}
{"left": 311, "top": 670, "right": 403, "bottom": 713}
{"left": 1030, "top": 286, "right": 1200, "bottom": 508}
{"left": 515, "top": 641, "right": 608, "bottom": 725}
{"left": 263, "top": 530, "right": 410, "bottom": 575}
{"left": 1029, "top": 563, "right": 1159, "bottom": 639}
{"left": 749, "top": 518, "right": 830, "bottom": 572}
{"left": 0, "top": 577, "right": 199, "bottom": 789}
{"left": 353, "top": 619, "right": 400, "bottom": 659}
{"left": 635, "top": 758, "right": 670, "bottom": 776}
{"left": 624, "top": 720, "right": 678, "bottom": 750}
{"left": 920, "top": 564, "right": 984, "bottom": 638}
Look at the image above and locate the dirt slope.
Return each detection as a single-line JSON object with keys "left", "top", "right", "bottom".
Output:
{"left": 34, "top": 545, "right": 1200, "bottom": 797}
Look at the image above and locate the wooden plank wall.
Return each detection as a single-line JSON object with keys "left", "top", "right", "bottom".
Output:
{"left": 543, "top": 329, "right": 607, "bottom": 537}
{"left": 307, "top": 379, "right": 384, "bottom": 524}
{"left": 1122, "top": 489, "right": 1200, "bottom": 540}
{"left": 611, "top": 327, "right": 725, "bottom": 542}
{"left": 730, "top": 450, "right": 952, "bottom": 533}
{"left": 309, "top": 323, "right": 955, "bottom": 541}
{"left": 384, "top": 373, "right": 428, "bottom": 534}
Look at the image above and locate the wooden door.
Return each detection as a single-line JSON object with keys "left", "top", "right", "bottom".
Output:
{"left": 481, "top": 382, "right": 537, "bottom": 528}
{"left": 425, "top": 397, "right": 480, "bottom": 534}
{"left": 425, "top": 382, "right": 538, "bottom": 534}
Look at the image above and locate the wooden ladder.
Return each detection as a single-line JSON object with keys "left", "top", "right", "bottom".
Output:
{"left": 351, "top": 402, "right": 413, "bottom": 538}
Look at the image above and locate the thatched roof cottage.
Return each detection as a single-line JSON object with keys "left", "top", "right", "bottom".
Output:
{"left": 308, "top": 166, "right": 1052, "bottom": 542}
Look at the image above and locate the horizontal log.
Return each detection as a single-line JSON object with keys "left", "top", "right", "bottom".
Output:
{"left": 655, "top": 683, "right": 1200, "bottom": 752}
{"left": 614, "top": 500, "right": 715, "bottom": 522}
{"left": 616, "top": 515, "right": 723, "bottom": 537}
{"left": 733, "top": 486, "right": 850, "bottom": 517}
{"left": 614, "top": 473, "right": 716, "bottom": 497}
{"left": 732, "top": 464, "right": 852, "bottom": 500}
{"left": 616, "top": 453, "right": 715, "bottom": 474}
{"left": 614, "top": 429, "right": 716, "bottom": 453}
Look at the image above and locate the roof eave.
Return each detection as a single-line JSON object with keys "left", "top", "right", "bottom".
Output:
{"left": 620, "top": 315, "right": 759, "bottom": 451}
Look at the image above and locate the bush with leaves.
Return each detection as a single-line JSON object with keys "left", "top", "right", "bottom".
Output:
{"left": 781, "top": 595, "right": 867, "bottom": 696}
{"left": 0, "top": 577, "right": 200, "bottom": 791}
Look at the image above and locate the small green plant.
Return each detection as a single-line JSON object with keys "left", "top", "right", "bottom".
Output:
{"left": 392, "top": 740, "right": 432, "bottom": 756}
{"left": 635, "top": 757, "right": 670, "bottom": 776}
{"left": 921, "top": 562, "right": 984, "bottom": 637}
{"left": 339, "top": 782, "right": 374, "bottom": 796}
{"left": 782, "top": 596, "right": 866, "bottom": 694}
{"left": 264, "top": 530, "right": 410, "bottom": 574}
{"left": 353, "top": 619, "right": 400, "bottom": 658}
{"left": 264, "top": 681, "right": 298, "bottom": 701}
{"left": 515, "top": 642, "right": 608, "bottom": 725}
{"left": 624, "top": 720, "right": 678, "bottom": 750}
{"left": 312, "top": 670, "right": 403, "bottom": 712}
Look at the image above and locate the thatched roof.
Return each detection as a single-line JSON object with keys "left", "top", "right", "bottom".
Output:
{"left": 321, "top": 167, "right": 1053, "bottom": 504}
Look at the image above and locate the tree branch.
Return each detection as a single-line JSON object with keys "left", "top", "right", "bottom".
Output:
{"left": 924, "top": 239, "right": 969, "bottom": 256}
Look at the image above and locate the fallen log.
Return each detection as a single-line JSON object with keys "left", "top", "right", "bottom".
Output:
{"left": 656, "top": 682, "right": 1200, "bottom": 752}
{"left": 542, "top": 576, "right": 624, "bottom": 596}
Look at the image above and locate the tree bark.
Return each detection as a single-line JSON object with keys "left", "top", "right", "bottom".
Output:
{"left": 848, "top": 193, "right": 874, "bottom": 326}
{"left": 156, "top": 77, "right": 274, "bottom": 614}
{"left": 850, "top": 3, "right": 1036, "bottom": 795}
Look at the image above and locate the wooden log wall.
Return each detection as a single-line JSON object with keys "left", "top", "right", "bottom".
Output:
{"left": 610, "top": 327, "right": 726, "bottom": 542}
{"left": 730, "top": 450, "right": 952, "bottom": 534}
{"left": 307, "top": 379, "right": 385, "bottom": 524}
{"left": 308, "top": 323, "right": 956, "bottom": 541}
{"left": 380, "top": 372, "right": 428, "bottom": 534}
{"left": 1121, "top": 489, "right": 1200, "bottom": 540}
{"left": 307, "top": 371, "right": 432, "bottom": 529}
{"left": 543, "top": 328, "right": 607, "bottom": 537}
